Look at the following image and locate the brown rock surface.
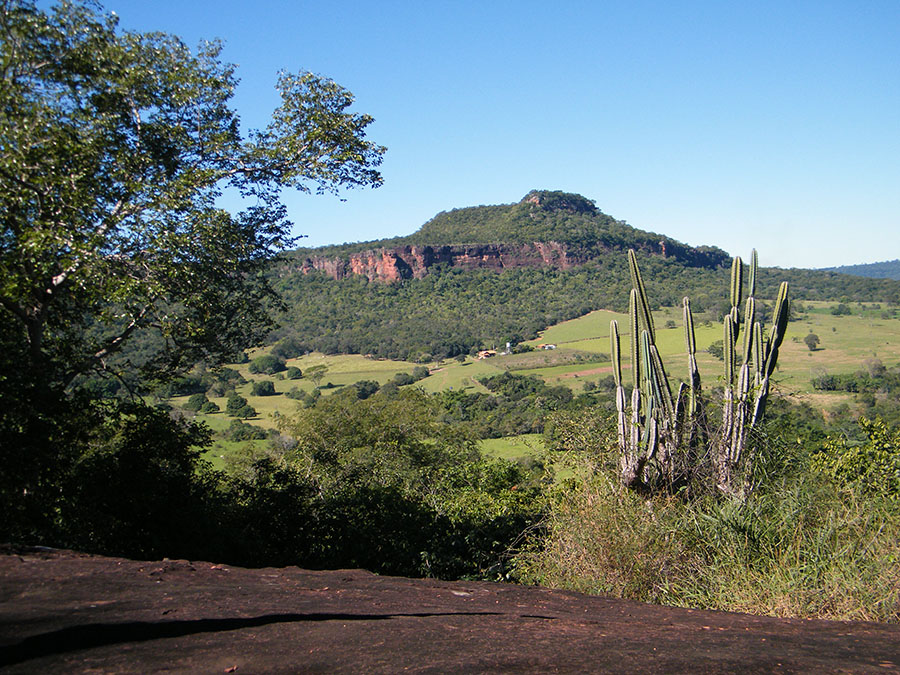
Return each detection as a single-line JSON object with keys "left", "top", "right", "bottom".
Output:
{"left": 296, "top": 242, "right": 582, "bottom": 282}
{"left": 2, "top": 547, "right": 899, "bottom": 673}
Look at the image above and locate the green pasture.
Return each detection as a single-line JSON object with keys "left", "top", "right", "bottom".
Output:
{"left": 417, "top": 359, "right": 498, "bottom": 393}
{"left": 776, "top": 301, "right": 900, "bottom": 391}
{"left": 201, "top": 439, "right": 268, "bottom": 471}
{"left": 172, "top": 300, "right": 900, "bottom": 442}
{"left": 480, "top": 433, "right": 545, "bottom": 461}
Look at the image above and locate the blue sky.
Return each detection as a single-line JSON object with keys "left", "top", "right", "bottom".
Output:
{"left": 108, "top": 0, "right": 898, "bottom": 268}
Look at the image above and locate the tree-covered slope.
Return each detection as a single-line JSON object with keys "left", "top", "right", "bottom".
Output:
{"left": 273, "top": 191, "right": 900, "bottom": 360}
{"left": 289, "top": 190, "right": 730, "bottom": 268}
{"left": 823, "top": 260, "right": 900, "bottom": 281}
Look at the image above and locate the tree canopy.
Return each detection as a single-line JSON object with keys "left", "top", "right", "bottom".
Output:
{"left": 0, "top": 0, "right": 385, "bottom": 396}
{"left": 0, "top": 0, "right": 384, "bottom": 538}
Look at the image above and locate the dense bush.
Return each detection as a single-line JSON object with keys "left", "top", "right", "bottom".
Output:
{"left": 249, "top": 354, "right": 287, "bottom": 375}
{"left": 226, "top": 394, "right": 257, "bottom": 419}
{"left": 251, "top": 380, "right": 277, "bottom": 396}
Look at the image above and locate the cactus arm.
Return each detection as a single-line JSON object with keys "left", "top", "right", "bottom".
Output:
{"left": 650, "top": 344, "right": 675, "bottom": 420}
{"left": 748, "top": 249, "right": 758, "bottom": 299}
{"left": 628, "top": 249, "right": 656, "bottom": 342}
{"left": 753, "top": 320, "right": 763, "bottom": 387}
{"left": 741, "top": 297, "right": 756, "bottom": 366}
{"left": 751, "top": 281, "right": 790, "bottom": 428}
{"left": 730, "top": 256, "right": 743, "bottom": 336}
{"left": 629, "top": 289, "right": 641, "bottom": 390}
{"left": 611, "top": 320, "right": 623, "bottom": 387}
{"left": 611, "top": 320, "right": 628, "bottom": 456}
{"left": 723, "top": 315, "right": 735, "bottom": 387}
{"left": 683, "top": 297, "right": 701, "bottom": 418}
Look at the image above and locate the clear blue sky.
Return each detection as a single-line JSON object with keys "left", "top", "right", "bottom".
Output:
{"left": 108, "top": 0, "right": 899, "bottom": 269}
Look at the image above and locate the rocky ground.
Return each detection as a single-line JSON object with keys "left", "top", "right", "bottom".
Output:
{"left": 2, "top": 546, "right": 899, "bottom": 673}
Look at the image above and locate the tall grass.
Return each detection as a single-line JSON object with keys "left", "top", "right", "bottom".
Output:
{"left": 516, "top": 443, "right": 900, "bottom": 622}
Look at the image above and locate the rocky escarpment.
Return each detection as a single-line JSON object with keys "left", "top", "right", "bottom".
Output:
{"left": 279, "top": 190, "right": 732, "bottom": 282}
{"left": 294, "top": 242, "right": 580, "bottom": 281}
{"left": 286, "top": 239, "right": 727, "bottom": 283}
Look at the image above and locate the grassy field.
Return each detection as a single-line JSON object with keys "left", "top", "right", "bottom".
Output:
{"left": 171, "top": 300, "right": 900, "bottom": 454}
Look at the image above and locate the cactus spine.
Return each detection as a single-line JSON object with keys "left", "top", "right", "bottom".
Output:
{"left": 611, "top": 248, "right": 789, "bottom": 497}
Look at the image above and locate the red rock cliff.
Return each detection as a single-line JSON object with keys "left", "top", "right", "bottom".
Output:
{"left": 294, "top": 242, "right": 583, "bottom": 282}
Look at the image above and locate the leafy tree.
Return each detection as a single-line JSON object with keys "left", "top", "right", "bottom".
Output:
{"left": 226, "top": 394, "right": 256, "bottom": 419}
{"left": 183, "top": 393, "right": 209, "bottom": 412}
{"left": 0, "top": 0, "right": 383, "bottom": 534}
{"left": 251, "top": 380, "right": 277, "bottom": 396}
{"left": 305, "top": 364, "right": 329, "bottom": 387}
{"left": 804, "top": 333, "right": 820, "bottom": 351}
{"left": 225, "top": 419, "right": 268, "bottom": 442}
{"left": 199, "top": 400, "right": 220, "bottom": 414}
{"left": 351, "top": 379, "right": 380, "bottom": 400}
{"left": 1, "top": 0, "right": 383, "bottom": 395}
{"left": 249, "top": 355, "right": 286, "bottom": 375}
{"left": 286, "top": 366, "right": 303, "bottom": 380}
{"left": 271, "top": 337, "right": 307, "bottom": 361}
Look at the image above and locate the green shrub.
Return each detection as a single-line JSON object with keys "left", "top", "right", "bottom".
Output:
{"left": 812, "top": 417, "right": 900, "bottom": 499}
{"left": 226, "top": 419, "right": 267, "bottom": 441}
{"left": 251, "top": 380, "right": 277, "bottom": 396}
{"left": 248, "top": 354, "right": 286, "bottom": 375}
{"left": 183, "top": 392, "right": 208, "bottom": 412}
{"left": 226, "top": 394, "right": 257, "bottom": 418}
{"left": 199, "top": 401, "right": 220, "bottom": 414}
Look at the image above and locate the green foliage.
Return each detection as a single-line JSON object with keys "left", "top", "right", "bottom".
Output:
{"left": 183, "top": 393, "right": 209, "bottom": 412}
{"left": 804, "top": 333, "right": 820, "bottom": 351}
{"left": 226, "top": 419, "right": 269, "bottom": 442}
{"left": 199, "top": 400, "right": 220, "bottom": 414}
{"left": 251, "top": 380, "right": 277, "bottom": 396}
{"left": 226, "top": 393, "right": 256, "bottom": 418}
{"left": 270, "top": 337, "right": 308, "bottom": 361}
{"left": 812, "top": 365, "right": 900, "bottom": 395}
{"left": 812, "top": 417, "right": 900, "bottom": 499}
{"left": 0, "top": 0, "right": 384, "bottom": 398}
{"left": 267, "top": 388, "right": 542, "bottom": 577}
{"left": 825, "top": 259, "right": 900, "bottom": 281}
{"left": 350, "top": 379, "right": 380, "bottom": 399}
{"left": 57, "top": 402, "right": 218, "bottom": 559}
{"left": 831, "top": 303, "right": 852, "bottom": 315}
{"left": 286, "top": 366, "right": 303, "bottom": 380}
{"left": 304, "top": 363, "right": 329, "bottom": 386}
{"left": 0, "top": 0, "right": 385, "bottom": 539}
{"left": 249, "top": 355, "right": 286, "bottom": 375}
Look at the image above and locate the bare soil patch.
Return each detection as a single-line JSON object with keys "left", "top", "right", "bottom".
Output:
{"left": 2, "top": 547, "right": 899, "bottom": 673}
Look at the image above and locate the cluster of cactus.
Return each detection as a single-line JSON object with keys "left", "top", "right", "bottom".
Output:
{"left": 611, "top": 249, "right": 789, "bottom": 497}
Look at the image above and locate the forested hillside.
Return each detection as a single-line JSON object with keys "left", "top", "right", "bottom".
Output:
{"left": 288, "top": 190, "right": 730, "bottom": 268}
{"left": 273, "top": 191, "right": 900, "bottom": 360}
{"left": 823, "top": 259, "right": 900, "bottom": 280}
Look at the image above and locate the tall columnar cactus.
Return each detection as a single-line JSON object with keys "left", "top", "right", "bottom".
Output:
{"left": 611, "top": 248, "right": 789, "bottom": 497}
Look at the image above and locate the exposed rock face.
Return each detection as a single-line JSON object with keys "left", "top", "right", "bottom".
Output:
{"left": 296, "top": 242, "right": 582, "bottom": 282}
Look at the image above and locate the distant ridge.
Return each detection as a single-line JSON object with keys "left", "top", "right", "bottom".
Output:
{"left": 822, "top": 260, "right": 900, "bottom": 281}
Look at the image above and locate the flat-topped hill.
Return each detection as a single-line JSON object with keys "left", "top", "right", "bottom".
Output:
{"left": 283, "top": 191, "right": 729, "bottom": 282}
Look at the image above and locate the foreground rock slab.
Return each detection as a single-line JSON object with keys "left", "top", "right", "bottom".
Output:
{"left": 1, "top": 548, "right": 899, "bottom": 673}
